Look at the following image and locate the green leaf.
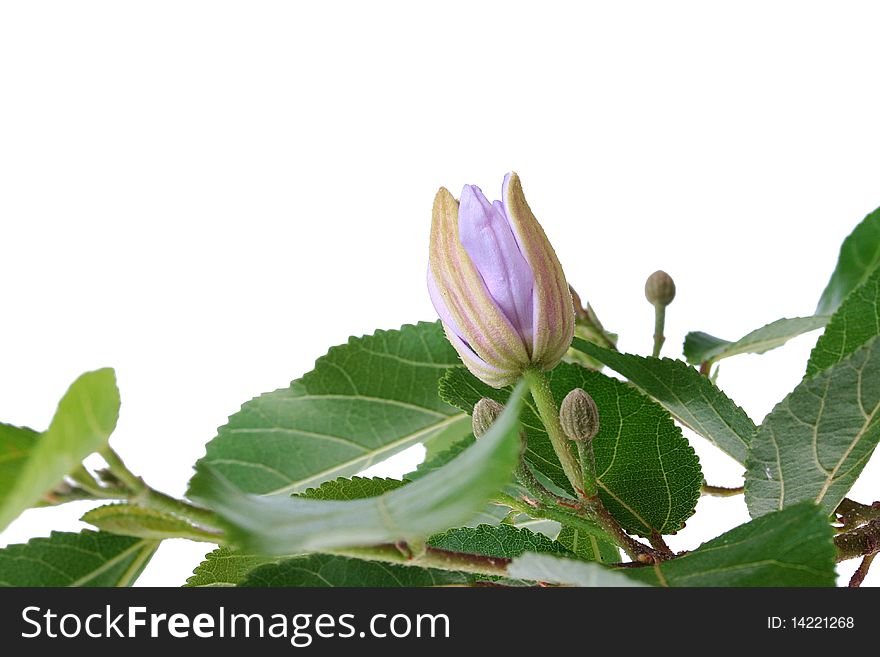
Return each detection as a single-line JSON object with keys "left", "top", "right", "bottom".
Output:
{"left": 807, "top": 266, "right": 880, "bottom": 377}
{"left": 745, "top": 336, "right": 880, "bottom": 518}
{"left": 422, "top": 415, "right": 473, "bottom": 461}
{"left": 556, "top": 526, "right": 620, "bottom": 563}
{"left": 624, "top": 504, "right": 836, "bottom": 587}
{"left": 441, "top": 363, "right": 702, "bottom": 537}
{"left": 0, "top": 530, "right": 158, "bottom": 587}
{"left": 573, "top": 340, "right": 755, "bottom": 464}
{"left": 298, "top": 476, "right": 407, "bottom": 500}
{"left": 427, "top": 524, "right": 574, "bottom": 559}
{"left": 186, "top": 547, "right": 276, "bottom": 587}
{"left": 188, "top": 322, "right": 469, "bottom": 496}
{"left": 508, "top": 553, "right": 647, "bottom": 587}
{"left": 240, "top": 553, "right": 470, "bottom": 587}
{"left": 683, "top": 316, "right": 829, "bottom": 366}
{"left": 0, "top": 368, "right": 120, "bottom": 531}
{"left": 81, "top": 504, "right": 216, "bottom": 541}
{"left": 0, "top": 423, "right": 38, "bottom": 505}
{"left": 189, "top": 382, "right": 528, "bottom": 554}
{"left": 817, "top": 206, "right": 880, "bottom": 316}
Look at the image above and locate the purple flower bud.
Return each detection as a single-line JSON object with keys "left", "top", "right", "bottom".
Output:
{"left": 428, "top": 173, "right": 574, "bottom": 387}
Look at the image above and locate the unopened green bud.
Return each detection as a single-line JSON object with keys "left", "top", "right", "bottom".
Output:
{"left": 472, "top": 397, "right": 504, "bottom": 438}
{"left": 559, "top": 388, "right": 600, "bottom": 442}
{"left": 645, "top": 270, "right": 676, "bottom": 307}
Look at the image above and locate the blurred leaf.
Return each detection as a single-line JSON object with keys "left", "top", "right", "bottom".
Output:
{"left": 189, "top": 383, "right": 527, "bottom": 554}
{"left": 82, "top": 504, "right": 215, "bottom": 541}
{"left": 0, "top": 368, "right": 120, "bottom": 531}
{"left": 508, "top": 553, "right": 646, "bottom": 587}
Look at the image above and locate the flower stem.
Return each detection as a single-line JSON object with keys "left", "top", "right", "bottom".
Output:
{"left": 522, "top": 368, "right": 584, "bottom": 497}
{"left": 652, "top": 304, "right": 666, "bottom": 358}
{"left": 576, "top": 439, "right": 599, "bottom": 499}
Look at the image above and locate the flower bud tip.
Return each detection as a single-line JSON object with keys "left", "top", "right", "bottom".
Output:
{"left": 472, "top": 397, "right": 505, "bottom": 438}
{"left": 645, "top": 270, "right": 676, "bottom": 307}
{"left": 559, "top": 388, "right": 600, "bottom": 442}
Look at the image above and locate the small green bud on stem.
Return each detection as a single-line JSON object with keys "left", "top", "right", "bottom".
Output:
{"left": 645, "top": 270, "right": 676, "bottom": 307}
{"left": 559, "top": 388, "right": 600, "bottom": 442}
{"left": 560, "top": 388, "right": 600, "bottom": 499}
{"left": 472, "top": 397, "right": 504, "bottom": 438}
{"left": 645, "top": 270, "right": 676, "bottom": 358}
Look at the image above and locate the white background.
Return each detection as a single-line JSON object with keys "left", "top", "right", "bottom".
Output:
{"left": 2, "top": 1, "right": 879, "bottom": 587}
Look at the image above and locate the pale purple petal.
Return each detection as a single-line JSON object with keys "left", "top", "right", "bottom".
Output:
{"left": 458, "top": 184, "right": 535, "bottom": 348}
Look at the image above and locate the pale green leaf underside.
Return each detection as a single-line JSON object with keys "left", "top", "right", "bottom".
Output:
{"left": 624, "top": 503, "right": 836, "bottom": 587}
{"left": 816, "top": 206, "right": 880, "bottom": 316}
{"left": 0, "top": 530, "right": 158, "bottom": 587}
{"left": 574, "top": 339, "right": 755, "bottom": 464}
{"left": 807, "top": 266, "right": 880, "bottom": 377}
{"left": 745, "top": 336, "right": 880, "bottom": 518}
{"left": 188, "top": 322, "right": 468, "bottom": 497}
{"left": 240, "top": 553, "right": 470, "bottom": 587}
{"left": 0, "top": 368, "right": 120, "bottom": 532}
{"left": 186, "top": 547, "right": 277, "bottom": 587}
{"left": 81, "top": 504, "right": 213, "bottom": 541}
{"left": 508, "top": 553, "right": 647, "bottom": 587}
{"left": 441, "top": 363, "right": 702, "bottom": 536}
{"left": 189, "top": 383, "right": 527, "bottom": 555}
{"left": 683, "top": 316, "right": 829, "bottom": 366}
{"left": 0, "top": 423, "right": 38, "bottom": 505}
{"left": 427, "top": 524, "right": 575, "bottom": 559}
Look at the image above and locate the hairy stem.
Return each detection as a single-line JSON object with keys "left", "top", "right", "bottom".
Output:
{"left": 100, "top": 447, "right": 222, "bottom": 532}
{"left": 848, "top": 553, "right": 876, "bottom": 588}
{"left": 329, "top": 544, "right": 511, "bottom": 577}
{"left": 576, "top": 439, "right": 599, "bottom": 499}
{"left": 834, "top": 517, "right": 880, "bottom": 562}
{"left": 652, "top": 304, "right": 666, "bottom": 358}
{"left": 835, "top": 498, "right": 880, "bottom": 531}
{"left": 523, "top": 368, "right": 584, "bottom": 497}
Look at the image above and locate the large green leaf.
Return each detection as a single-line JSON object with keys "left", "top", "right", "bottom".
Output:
{"left": 240, "top": 553, "right": 470, "bottom": 587}
{"left": 186, "top": 547, "right": 276, "bottom": 587}
{"left": 189, "top": 383, "right": 527, "bottom": 554}
{"left": 0, "top": 423, "right": 38, "bottom": 505}
{"left": 0, "top": 368, "right": 120, "bottom": 531}
{"left": 624, "top": 503, "right": 836, "bottom": 587}
{"left": 683, "top": 316, "right": 829, "bottom": 366}
{"left": 441, "top": 363, "right": 702, "bottom": 537}
{"left": 807, "top": 266, "right": 880, "bottom": 377}
{"left": 574, "top": 340, "right": 755, "bottom": 464}
{"left": 427, "top": 524, "right": 574, "bottom": 559}
{"left": 745, "top": 336, "right": 880, "bottom": 518}
{"left": 508, "top": 553, "right": 646, "bottom": 587}
{"left": 816, "top": 206, "right": 880, "bottom": 316}
{"left": 556, "top": 526, "right": 620, "bottom": 563}
{"left": 188, "top": 322, "right": 469, "bottom": 496}
{"left": 0, "top": 530, "right": 158, "bottom": 587}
